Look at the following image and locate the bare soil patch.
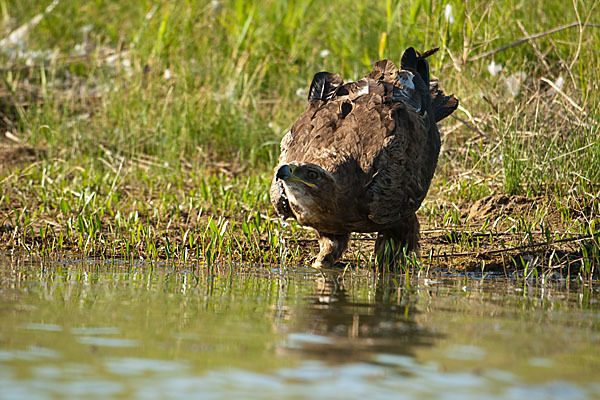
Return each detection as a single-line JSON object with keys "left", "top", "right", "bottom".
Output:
{"left": 0, "top": 143, "right": 45, "bottom": 168}
{"left": 466, "top": 194, "right": 541, "bottom": 221}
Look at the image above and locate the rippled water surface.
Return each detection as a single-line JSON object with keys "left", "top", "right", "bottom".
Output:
{"left": 1, "top": 257, "right": 599, "bottom": 399}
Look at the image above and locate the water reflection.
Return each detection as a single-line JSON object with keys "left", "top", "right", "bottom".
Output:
{"left": 0, "top": 257, "right": 599, "bottom": 400}
{"left": 281, "top": 272, "right": 439, "bottom": 363}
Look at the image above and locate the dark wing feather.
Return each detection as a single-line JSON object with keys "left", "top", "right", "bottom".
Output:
{"left": 308, "top": 72, "right": 343, "bottom": 102}
{"left": 400, "top": 47, "right": 418, "bottom": 70}
{"left": 401, "top": 47, "right": 439, "bottom": 87}
{"left": 415, "top": 48, "right": 438, "bottom": 87}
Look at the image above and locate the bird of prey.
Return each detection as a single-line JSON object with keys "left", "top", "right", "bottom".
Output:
{"left": 270, "top": 47, "right": 458, "bottom": 268}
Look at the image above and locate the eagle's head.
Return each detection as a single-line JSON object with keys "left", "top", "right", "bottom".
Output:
{"left": 274, "top": 163, "right": 339, "bottom": 227}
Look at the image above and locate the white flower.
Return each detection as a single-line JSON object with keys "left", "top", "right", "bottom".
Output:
{"left": 210, "top": 0, "right": 222, "bottom": 13}
{"left": 73, "top": 43, "right": 86, "bottom": 56}
{"left": 487, "top": 60, "right": 502, "bottom": 76}
{"left": 319, "top": 49, "right": 330, "bottom": 58}
{"left": 163, "top": 68, "right": 172, "bottom": 80}
{"left": 80, "top": 24, "right": 93, "bottom": 34}
{"left": 503, "top": 72, "right": 527, "bottom": 97}
{"left": 145, "top": 5, "right": 158, "bottom": 20}
{"left": 444, "top": 4, "right": 455, "bottom": 24}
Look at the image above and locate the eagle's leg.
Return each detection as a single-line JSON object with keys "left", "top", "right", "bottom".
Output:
{"left": 314, "top": 232, "right": 350, "bottom": 268}
{"left": 375, "top": 212, "right": 420, "bottom": 269}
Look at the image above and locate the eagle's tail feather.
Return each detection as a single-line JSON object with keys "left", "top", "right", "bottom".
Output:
{"left": 401, "top": 47, "right": 439, "bottom": 87}
{"left": 400, "top": 47, "right": 458, "bottom": 122}
{"left": 429, "top": 79, "right": 459, "bottom": 122}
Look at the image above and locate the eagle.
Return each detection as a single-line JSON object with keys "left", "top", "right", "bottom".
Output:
{"left": 270, "top": 47, "right": 458, "bottom": 268}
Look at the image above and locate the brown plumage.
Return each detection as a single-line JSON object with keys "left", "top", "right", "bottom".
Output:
{"left": 270, "top": 47, "right": 458, "bottom": 268}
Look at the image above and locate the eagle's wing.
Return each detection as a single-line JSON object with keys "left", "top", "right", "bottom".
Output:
{"left": 278, "top": 73, "right": 379, "bottom": 172}
{"left": 277, "top": 72, "right": 344, "bottom": 165}
{"left": 364, "top": 102, "right": 436, "bottom": 225}
{"left": 364, "top": 48, "right": 457, "bottom": 225}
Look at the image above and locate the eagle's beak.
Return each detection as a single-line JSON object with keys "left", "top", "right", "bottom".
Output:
{"left": 276, "top": 164, "right": 293, "bottom": 180}
{"left": 276, "top": 165, "right": 316, "bottom": 188}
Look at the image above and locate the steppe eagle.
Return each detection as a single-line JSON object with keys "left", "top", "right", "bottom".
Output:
{"left": 270, "top": 47, "right": 458, "bottom": 268}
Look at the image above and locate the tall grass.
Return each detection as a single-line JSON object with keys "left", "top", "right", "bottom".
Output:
{"left": 2, "top": 0, "right": 594, "bottom": 171}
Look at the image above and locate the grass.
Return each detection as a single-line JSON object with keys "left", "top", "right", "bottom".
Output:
{"left": 0, "top": 0, "right": 599, "bottom": 280}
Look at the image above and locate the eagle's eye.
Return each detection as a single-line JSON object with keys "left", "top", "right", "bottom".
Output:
{"left": 306, "top": 170, "right": 320, "bottom": 181}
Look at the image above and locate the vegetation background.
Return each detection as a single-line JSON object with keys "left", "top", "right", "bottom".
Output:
{"left": 1, "top": 0, "right": 599, "bottom": 277}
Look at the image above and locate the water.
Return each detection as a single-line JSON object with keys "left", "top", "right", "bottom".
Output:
{"left": 0, "top": 257, "right": 599, "bottom": 399}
